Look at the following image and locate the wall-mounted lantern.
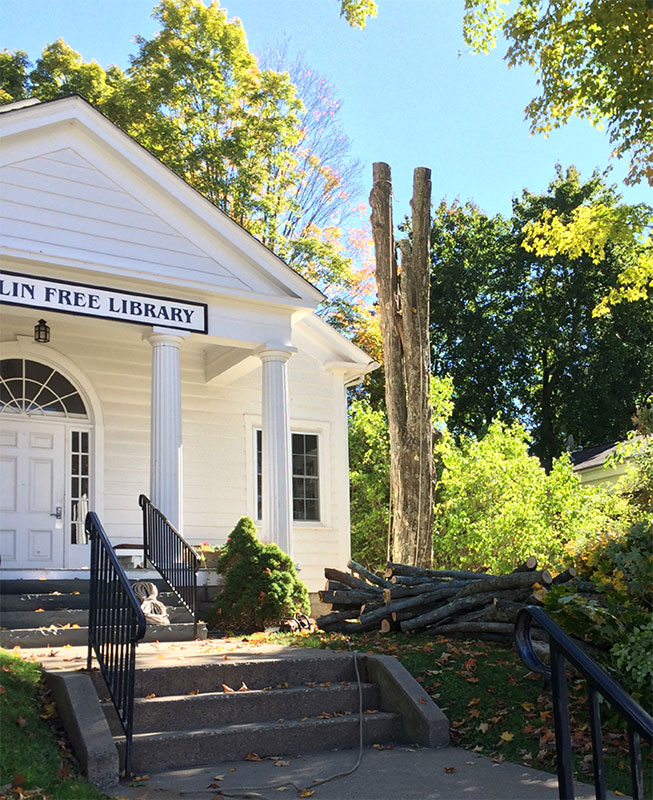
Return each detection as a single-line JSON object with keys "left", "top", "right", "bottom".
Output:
{"left": 34, "top": 319, "right": 50, "bottom": 343}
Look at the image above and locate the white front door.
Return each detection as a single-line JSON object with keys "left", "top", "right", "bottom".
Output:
{"left": 0, "top": 421, "right": 66, "bottom": 568}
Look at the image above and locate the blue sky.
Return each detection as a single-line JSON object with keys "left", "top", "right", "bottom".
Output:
{"left": 3, "top": 0, "right": 649, "bottom": 218}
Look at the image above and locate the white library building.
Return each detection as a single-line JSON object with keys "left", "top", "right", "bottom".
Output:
{"left": 0, "top": 95, "right": 376, "bottom": 593}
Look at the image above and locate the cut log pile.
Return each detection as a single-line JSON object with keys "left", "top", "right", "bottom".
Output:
{"left": 316, "top": 558, "right": 580, "bottom": 643}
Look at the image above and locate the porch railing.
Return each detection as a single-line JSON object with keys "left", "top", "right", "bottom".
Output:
{"left": 515, "top": 605, "right": 653, "bottom": 800}
{"left": 86, "top": 512, "right": 146, "bottom": 777}
{"left": 139, "top": 494, "right": 200, "bottom": 634}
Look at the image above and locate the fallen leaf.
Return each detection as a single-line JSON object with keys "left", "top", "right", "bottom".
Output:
{"left": 522, "top": 701, "right": 535, "bottom": 712}
{"left": 444, "top": 767, "right": 456, "bottom": 773}
{"left": 419, "top": 697, "right": 427, "bottom": 704}
{"left": 478, "top": 723, "right": 489, "bottom": 733}
{"left": 13, "top": 773, "right": 25, "bottom": 787}
{"left": 274, "top": 761, "right": 290, "bottom": 767}
{"left": 222, "top": 684, "right": 235, "bottom": 693}
{"left": 277, "top": 788, "right": 288, "bottom": 792}
{"left": 468, "top": 697, "right": 480, "bottom": 706}
{"left": 237, "top": 682, "right": 248, "bottom": 692}
{"left": 364, "top": 709, "right": 378, "bottom": 714}
{"left": 500, "top": 732, "right": 514, "bottom": 742}
{"left": 40, "top": 702, "right": 56, "bottom": 719}
{"left": 245, "top": 752, "right": 262, "bottom": 762}
{"left": 0, "top": 686, "right": 6, "bottom": 695}
{"left": 145, "top": 693, "right": 156, "bottom": 699}
{"left": 188, "top": 689, "right": 200, "bottom": 695}
{"left": 298, "top": 790, "right": 315, "bottom": 798}
{"left": 16, "top": 716, "right": 27, "bottom": 728}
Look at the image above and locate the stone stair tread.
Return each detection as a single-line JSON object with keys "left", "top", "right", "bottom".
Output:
{"left": 0, "top": 621, "right": 207, "bottom": 648}
{"left": 124, "top": 712, "right": 398, "bottom": 739}
{"left": 101, "top": 682, "right": 379, "bottom": 733}
{"left": 129, "top": 656, "right": 359, "bottom": 696}
{"left": 115, "top": 712, "right": 402, "bottom": 770}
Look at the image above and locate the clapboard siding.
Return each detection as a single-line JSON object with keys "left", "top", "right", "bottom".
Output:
{"left": 1, "top": 150, "right": 249, "bottom": 289}
{"left": 0, "top": 311, "right": 351, "bottom": 588}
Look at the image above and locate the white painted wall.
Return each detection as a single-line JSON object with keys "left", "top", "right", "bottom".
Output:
{"left": 1, "top": 306, "right": 352, "bottom": 590}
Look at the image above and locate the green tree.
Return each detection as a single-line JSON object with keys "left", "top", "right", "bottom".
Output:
{"left": 348, "top": 397, "right": 390, "bottom": 570}
{"left": 0, "top": 49, "right": 30, "bottom": 102}
{"left": 430, "top": 166, "right": 653, "bottom": 466}
{"left": 434, "top": 418, "right": 629, "bottom": 573}
{"left": 463, "top": 0, "right": 653, "bottom": 187}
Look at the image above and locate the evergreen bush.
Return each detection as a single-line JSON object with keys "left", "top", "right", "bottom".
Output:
{"left": 210, "top": 517, "right": 309, "bottom": 632}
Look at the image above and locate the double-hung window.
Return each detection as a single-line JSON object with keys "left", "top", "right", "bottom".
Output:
{"left": 256, "top": 430, "right": 320, "bottom": 522}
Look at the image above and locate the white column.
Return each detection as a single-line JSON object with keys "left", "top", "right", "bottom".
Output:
{"left": 259, "top": 347, "right": 295, "bottom": 557}
{"left": 147, "top": 330, "right": 187, "bottom": 530}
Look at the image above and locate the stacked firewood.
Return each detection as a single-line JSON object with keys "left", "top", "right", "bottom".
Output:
{"left": 316, "top": 558, "right": 580, "bottom": 642}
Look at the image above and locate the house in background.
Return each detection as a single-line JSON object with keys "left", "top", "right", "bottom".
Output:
{"left": 0, "top": 96, "right": 376, "bottom": 593}
{"left": 570, "top": 437, "right": 645, "bottom": 490}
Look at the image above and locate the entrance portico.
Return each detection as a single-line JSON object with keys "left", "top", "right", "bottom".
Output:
{"left": 0, "top": 95, "right": 377, "bottom": 591}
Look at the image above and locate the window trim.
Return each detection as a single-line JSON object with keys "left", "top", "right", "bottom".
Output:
{"left": 244, "top": 415, "right": 331, "bottom": 528}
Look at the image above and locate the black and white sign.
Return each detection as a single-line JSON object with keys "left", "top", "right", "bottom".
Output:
{"left": 0, "top": 271, "right": 208, "bottom": 333}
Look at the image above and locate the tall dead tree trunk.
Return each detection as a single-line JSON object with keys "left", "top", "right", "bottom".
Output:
{"left": 369, "top": 162, "right": 434, "bottom": 567}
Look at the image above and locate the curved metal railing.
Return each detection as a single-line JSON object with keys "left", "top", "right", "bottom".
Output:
{"left": 515, "top": 605, "right": 652, "bottom": 800}
{"left": 139, "top": 494, "right": 200, "bottom": 633}
{"left": 86, "top": 512, "right": 146, "bottom": 777}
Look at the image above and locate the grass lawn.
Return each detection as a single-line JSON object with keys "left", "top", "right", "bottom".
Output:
{"left": 0, "top": 649, "right": 106, "bottom": 800}
{"left": 250, "top": 629, "right": 651, "bottom": 798}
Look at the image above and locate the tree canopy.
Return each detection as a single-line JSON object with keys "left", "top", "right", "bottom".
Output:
{"left": 463, "top": 0, "right": 653, "bottom": 187}
{"left": 430, "top": 166, "right": 653, "bottom": 466}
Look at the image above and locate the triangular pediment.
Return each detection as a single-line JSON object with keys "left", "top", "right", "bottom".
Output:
{"left": 0, "top": 97, "right": 323, "bottom": 306}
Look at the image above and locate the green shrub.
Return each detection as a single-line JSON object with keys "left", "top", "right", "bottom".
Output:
{"left": 434, "top": 418, "right": 629, "bottom": 573}
{"left": 210, "top": 517, "right": 309, "bottom": 632}
{"left": 545, "top": 519, "right": 653, "bottom": 708}
{"left": 348, "top": 398, "right": 390, "bottom": 570}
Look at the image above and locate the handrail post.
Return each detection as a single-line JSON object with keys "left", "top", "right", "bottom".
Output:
{"left": 550, "top": 645, "right": 574, "bottom": 800}
{"left": 86, "top": 512, "right": 146, "bottom": 777}
{"left": 515, "top": 607, "right": 653, "bottom": 800}
{"left": 139, "top": 494, "right": 201, "bottom": 627}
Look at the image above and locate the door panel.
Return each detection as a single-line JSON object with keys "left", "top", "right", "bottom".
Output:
{"left": 0, "top": 422, "right": 65, "bottom": 568}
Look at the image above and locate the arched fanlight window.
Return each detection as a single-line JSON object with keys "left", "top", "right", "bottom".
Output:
{"left": 0, "top": 359, "right": 88, "bottom": 418}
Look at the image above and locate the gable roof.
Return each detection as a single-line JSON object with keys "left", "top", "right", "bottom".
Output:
{"left": 0, "top": 95, "right": 325, "bottom": 308}
{"left": 571, "top": 435, "right": 647, "bottom": 472}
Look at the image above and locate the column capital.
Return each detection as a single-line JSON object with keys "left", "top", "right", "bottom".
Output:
{"left": 145, "top": 328, "right": 190, "bottom": 348}
{"left": 258, "top": 346, "right": 297, "bottom": 364}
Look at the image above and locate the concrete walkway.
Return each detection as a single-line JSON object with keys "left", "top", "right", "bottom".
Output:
{"left": 16, "top": 639, "right": 627, "bottom": 800}
{"left": 107, "top": 746, "right": 623, "bottom": 800}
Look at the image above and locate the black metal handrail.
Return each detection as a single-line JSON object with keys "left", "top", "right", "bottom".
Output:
{"left": 139, "top": 494, "right": 200, "bottom": 634}
{"left": 86, "top": 512, "right": 146, "bottom": 777}
{"left": 515, "top": 605, "right": 653, "bottom": 800}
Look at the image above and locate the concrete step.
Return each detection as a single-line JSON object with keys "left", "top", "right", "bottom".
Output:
{"left": 118, "top": 712, "right": 402, "bottom": 772}
{"left": 0, "top": 592, "right": 91, "bottom": 611}
{"left": 0, "top": 605, "right": 193, "bottom": 628}
{"left": 126, "top": 654, "right": 361, "bottom": 698}
{"left": 0, "top": 579, "right": 92, "bottom": 595}
{"left": 102, "top": 683, "right": 379, "bottom": 734}
{"left": 0, "top": 621, "right": 207, "bottom": 648}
